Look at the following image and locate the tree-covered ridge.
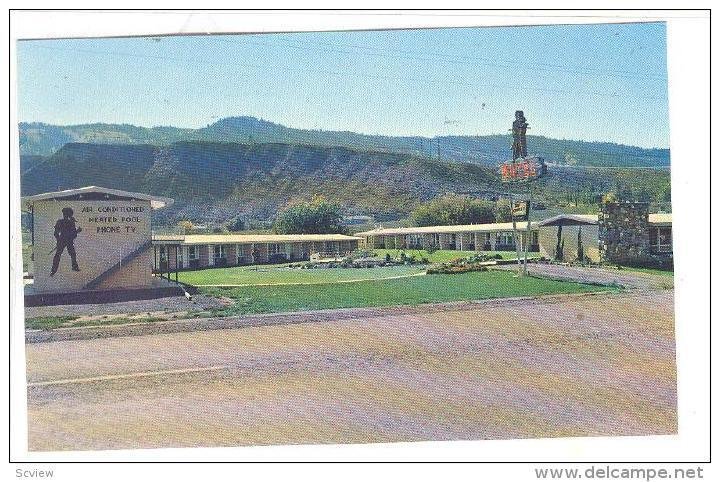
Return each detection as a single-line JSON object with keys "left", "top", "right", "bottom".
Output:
{"left": 20, "top": 140, "right": 671, "bottom": 225}
{"left": 19, "top": 116, "right": 670, "bottom": 168}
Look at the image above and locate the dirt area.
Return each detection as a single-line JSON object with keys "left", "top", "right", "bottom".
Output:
{"left": 26, "top": 289, "right": 676, "bottom": 451}
{"left": 24, "top": 294, "right": 224, "bottom": 320}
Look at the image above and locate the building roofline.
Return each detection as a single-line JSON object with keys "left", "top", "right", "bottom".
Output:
{"left": 355, "top": 221, "right": 539, "bottom": 237}
{"left": 648, "top": 213, "right": 672, "bottom": 225}
{"left": 357, "top": 212, "right": 673, "bottom": 236}
{"left": 152, "top": 233, "right": 363, "bottom": 245}
{"left": 536, "top": 214, "right": 599, "bottom": 227}
{"left": 22, "top": 186, "right": 174, "bottom": 210}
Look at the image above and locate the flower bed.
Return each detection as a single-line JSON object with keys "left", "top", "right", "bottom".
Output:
{"left": 426, "top": 253, "right": 501, "bottom": 275}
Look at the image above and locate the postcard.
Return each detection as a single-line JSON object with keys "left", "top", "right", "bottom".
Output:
{"left": 8, "top": 10, "right": 710, "bottom": 472}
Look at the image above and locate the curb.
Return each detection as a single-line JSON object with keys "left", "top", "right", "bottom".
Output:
{"left": 25, "top": 289, "right": 634, "bottom": 344}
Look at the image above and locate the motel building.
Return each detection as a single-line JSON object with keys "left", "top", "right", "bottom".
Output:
{"left": 356, "top": 222, "right": 540, "bottom": 253}
{"left": 21, "top": 186, "right": 671, "bottom": 308}
{"left": 356, "top": 208, "right": 672, "bottom": 264}
{"left": 22, "top": 186, "right": 362, "bottom": 303}
{"left": 151, "top": 233, "right": 363, "bottom": 273}
{"left": 535, "top": 212, "right": 672, "bottom": 262}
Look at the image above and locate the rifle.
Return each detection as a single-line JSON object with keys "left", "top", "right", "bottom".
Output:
{"left": 46, "top": 224, "right": 82, "bottom": 255}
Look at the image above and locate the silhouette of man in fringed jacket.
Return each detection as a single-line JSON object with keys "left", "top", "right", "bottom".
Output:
{"left": 50, "top": 207, "right": 82, "bottom": 276}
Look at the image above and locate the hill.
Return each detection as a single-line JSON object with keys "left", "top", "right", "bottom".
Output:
{"left": 19, "top": 116, "right": 670, "bottom": 168}
{"left": 20, "top": 141, "right": 671, "bottom": 224}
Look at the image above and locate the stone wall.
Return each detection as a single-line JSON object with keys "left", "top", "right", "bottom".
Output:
{"left": 599, "top": 202, "right": 664, "bottom": 267}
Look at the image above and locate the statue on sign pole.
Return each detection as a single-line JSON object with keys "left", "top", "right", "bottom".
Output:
{"left": 511, "top": 110, "right": 529, "bottom": 160}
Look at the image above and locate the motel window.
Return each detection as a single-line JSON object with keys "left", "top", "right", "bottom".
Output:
{"left": 188, "top": 246, "right": 198, "bottom": 261}
{"left": 658, "top": 227, "right": 672, "bottom": 246}
{"left": 497, "top": 232, "right": 514, "bottom": 245}
{"left": 649, "top": 226, "right": 672, "bottom": 253}
{"left": 658, "top": 227, "right": 672, "bottom": 252}
{"left": 213, "top": 245, "right": 226, "bottom": 259}
{"left": 158, "top": 246, "right": 167, "bottom": 262}
{"left": 268, "top": 243, "right": 282, "bottom": 254}
{"left": 405, "top": 235, "right": 417, "bottom": 248}
{"left": 649, "top": 228, "right": 658, "bottom": 247}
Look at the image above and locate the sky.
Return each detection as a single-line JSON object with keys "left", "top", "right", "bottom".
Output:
{"left": 16, "top": 23, "right": 669, "bottom": 148}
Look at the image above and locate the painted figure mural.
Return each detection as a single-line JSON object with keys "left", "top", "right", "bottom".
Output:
{"left": 50, "top": 207, "right": 81, "bottom": 276}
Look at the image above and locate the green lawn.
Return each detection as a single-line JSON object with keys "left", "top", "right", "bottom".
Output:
{"left": 201, "top": 270, "right": 615, "bottom": 316}
{"left": 619, "top": 266, "right": 674, "bottom": 278}
{"left": 25, "top": 316, "right": 79, "bottom": 330}
{"left": 179, "top": 264, "right": 425, "bottom": 286}
{"left": 26, "top": 269, "right": 615, "bottom": 330}
{"left": 371, "top": 249, "right": 526, "bottom": 263}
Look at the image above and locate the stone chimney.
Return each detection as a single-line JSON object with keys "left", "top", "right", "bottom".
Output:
{"left": 598, "top": 202, "right": 651, "bottom": 266}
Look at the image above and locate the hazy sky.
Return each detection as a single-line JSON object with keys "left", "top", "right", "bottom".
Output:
{"left": 17, "top": 23, "right": 669, "bottom": 148}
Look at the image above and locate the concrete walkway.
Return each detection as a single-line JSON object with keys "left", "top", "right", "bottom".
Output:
{"left": 194, "top": 270, "right": 427, "bottom": 287}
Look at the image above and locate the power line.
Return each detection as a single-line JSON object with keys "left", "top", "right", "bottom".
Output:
{"left": 221, "top": 35, "right": 667, "bottom": 81}
{"left": 27, "top": 43, "right": 667, "bottom": 102}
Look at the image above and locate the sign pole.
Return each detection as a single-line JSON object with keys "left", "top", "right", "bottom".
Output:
{"left": 523, "top": 182, "right": 532, "bottom": 276}
{"left": 510, "top": 179, "right": 523, "bottom": 276}
{"left": 500, "top": 111, "right": 547, "bottom": 277}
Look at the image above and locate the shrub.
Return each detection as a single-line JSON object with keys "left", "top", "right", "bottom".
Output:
{"left": 227, "top": 217, "right": 245, "bottom": 232}
{"left": 410, "top": 194, "right": 496, "bottom": 227}
{"left": 273, "top": 195, "right": 347, "bottom": 234}
{"left": 427, "top": 264, "right": 489, "bottom": 275}
{"left": 426, "top": 252, "right": 495, "bottom": 274}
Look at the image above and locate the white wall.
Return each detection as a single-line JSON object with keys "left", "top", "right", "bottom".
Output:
{"left": 32, "top": 199, "right": 152, "bottom": 293}
{"left": 538, "top": 225, "right": 600, "bottom": 262}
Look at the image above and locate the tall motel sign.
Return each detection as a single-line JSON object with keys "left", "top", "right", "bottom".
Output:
{"left": 499, "top": 111, "right": 547, "bottom": 276}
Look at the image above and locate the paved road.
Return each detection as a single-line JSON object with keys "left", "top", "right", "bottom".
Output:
{"left": 26, "top": 290, "right": 676, "bottom": 451}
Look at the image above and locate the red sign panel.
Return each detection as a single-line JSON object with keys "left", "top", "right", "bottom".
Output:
{"left": 499, "top": 157, "right": 547, "bottom": 183}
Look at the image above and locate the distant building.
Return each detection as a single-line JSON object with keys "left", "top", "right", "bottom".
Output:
{"left": 151, "top": 233, "right": 362, "bottom": 271}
